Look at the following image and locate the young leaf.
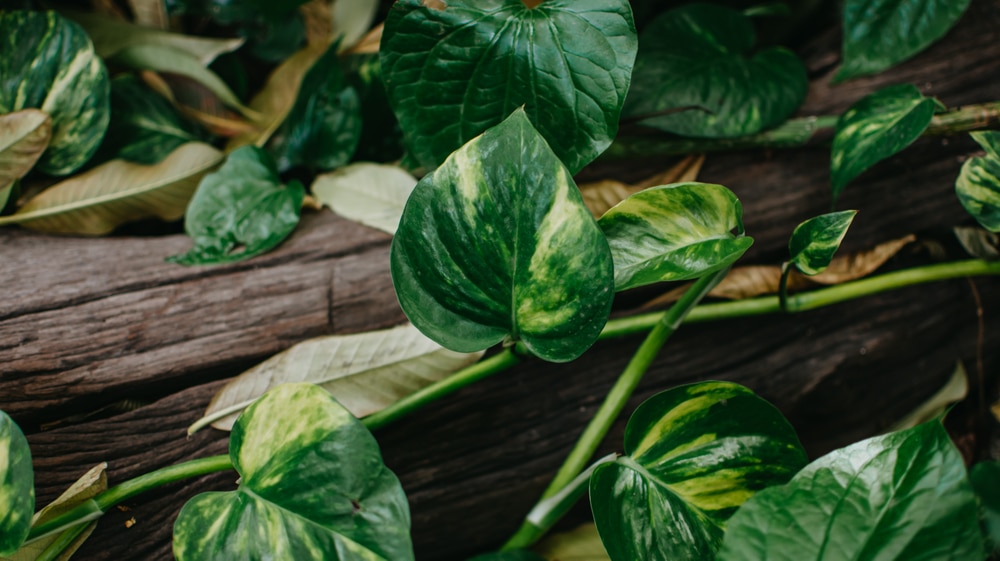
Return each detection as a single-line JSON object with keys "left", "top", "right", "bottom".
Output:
{"left": 169, "top": 146, "right": 304, "bottom": 265}
{"left": 787, "top": 210, "right": 856, "bottom": 276}
{"left": 331, "top": 0, "right": 379, "bottom": 51}
{"left": 267, "top": 41, "right": 362, "bottom": 172}
{"left": 381, "top": 0, "right": 637, "bottom": 173}
{"left": 831, "top": 84, "right": 940, "bottom": 204}
{"left": 716, "top": 421, "right": 984, "bottom": 561}
{"left": 311, "top": 162, "right": 417, "bottom": 235}
{"left": 0, "top": 11, "right": 109, "bottom": 176}
{"left": 972, "top": 131, "right": 1000, "bottom": 161}
{"left": 590, "top": 381, "right": 807, "bottom": 561}
{"left": 0, "top": 110, "right": 51, "bottom": 186}
{"left": 970, "top": 461, "right": 1000, "bottom": 554}
{"left": 0, "top": 142, "right": 223, "bottom": 235}
{"left": 391, "top": 109, "right": 614, "bottom": 362}
{"left": 598, "top": 183, "right": 753, "bottom": 291}
{"left": 173, "top": 383, "right": 414, "bottom": 561}
{"left": 836, "top": 0, "right": 971, "bottom": 82}
{"left": 192, "top": 323, "right": 483, "bottom": 433}
{"left": 624, "top": 3, "right": 807, "bottom": 138}
{"left": 956, "top": 143, "right": 1000, "bottom": 233}
{"left": 0, "top": 410, "right": 33, "bottom": 556}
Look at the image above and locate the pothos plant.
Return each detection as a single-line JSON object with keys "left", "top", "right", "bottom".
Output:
{"left": 2, "top": 0, "right": 1000, "bottom": 560}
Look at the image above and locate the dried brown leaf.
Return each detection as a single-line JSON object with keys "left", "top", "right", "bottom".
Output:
{"left": 0, "top": 109, "right": 52, "bottom": 186}
{"left": 347, "top": 23, "right": 383, "bottom": 54}
{"left": 127, "top": 0, "right": 168, "bottom": 29}
{"left": 580, "top": 154, "right": 705, "bottom": 217}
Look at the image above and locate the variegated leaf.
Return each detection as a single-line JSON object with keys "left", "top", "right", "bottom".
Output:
{"left": 831, "top": 84, "right": 941, "bottom": 204}
{"left": 598, "top": 183, "right": 752, "bottom": 291}
{"left": 0, "top": 410, "right": 33, "bottom": 556}
{"left": 173, "top": 383, "right": 413, "bottom": 561}
{"left": 957, "top": 133, "right": 1000, "bottom": 232}
{"left": 0, "top": 142, "right": 223, "bottom": 235}
{"left": 590, "top": 381, "right": 807, "bottom": 561}
{"left": 0, "top": 110, "right": 51, "bottom": 186}
{"left": 391, "top": 109, "right": 614, "bottom": 363}
{"left": 0, "top": 11, "right": 109, "bottom": 176}
{"left": 972, "top": 131, "right": 1000, "bottom": 161}
{"left": 788, "top": 210, "right": 857, "bottom": 275}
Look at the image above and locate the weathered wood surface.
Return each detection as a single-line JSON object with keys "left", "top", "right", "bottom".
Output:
{"left": 3, "top": 3, "right": 1000, "bottom": 560}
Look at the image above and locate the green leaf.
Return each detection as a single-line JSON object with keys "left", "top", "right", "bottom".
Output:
{"left": 169, "top": 146, "right": 304, "bottom": 265}
{"left": 623, "top": 3, "right": 807, "bottom": 138}
{"left": 836, "top": 0, "right": 971, "bottom": 82}
{"left": 0, "top": 110, "right": 51, "bottom": 186}
{"left": 972, "top": 131, "right": 1000, "bottom": 161}
{"left": 0, "top": 142, "right": 223, "bottom": 235}
{"left": 956, "top": 151, "right": 1000, "bottom": 233}
{"left": 831, "top": 84, "right": 940, "bottom": 204}
{"left": 381, "top": 0, "right": 637, "bottom": 173}
{"left": 95, "top": 75, "right": 202, "bottom": 165}
{"left": 344, "top": 54, "right": 404, "bottom": 164}
{"left": 787, "top": 210, "right": 856, "bottom": 276}
{"left": 469, "top": 552, "right": 547, "bottom": 561}
{"left": 311, "top": 162, "right": 417, "bottom": 235}
{"left": 598, "top": 183, "right": 753, "bottom": 291}
{"left": 0, "top": 11, "right": 109, "bottom": 176}
{"left": 173, "top": 383, "right": 414, "bottom": 561}
{"left": 970, "top": 461, "right": 1000, "bottom": 554}
{"left": 268, "top": 41, "right": 362, "bottom": 172}
{"left": 716, "top": 421, "right": 984, "bottom": 561}
{"left": 0, "top": 410, "right": 33, "bottom": 556}
{"left": 590, "top": 381, "right": 807, "bottom": 561}
{"left": 191, "top": 322, "right": 483, "bottom": 433}
{"left": 391, "top": 109, "right": 614, "bottom": 362}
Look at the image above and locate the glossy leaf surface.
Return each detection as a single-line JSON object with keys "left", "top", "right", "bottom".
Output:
{"left": 837, "top": 0, "right": 971, "bottom": 82}
{"left": 590, "top": 381, "right": 807, "bottom": 561}
{"left": 391, "top": 109, "right": 614, "bottom": 362}
{"left": 624, "top": 3, "right": 807, "bottom": 138}
{"left": 788, "top": 210, "right": 856, "bottom": 275}
{"left": 268, "top": 41, "right": 362, "bottom": 172}
{"left": 381, "top": 0, "right": 636, "bottom": 173}
{"left": 716, "top": 421, "right": 983, "bottom": 561}
{"left": 0, "top": 411, "right": 33, "bottom": 556}
{"left": 970, "top": 461, "right": 1000, "bottom": 553}
{"left": 972, "top": 131, "right": 1000, "bottom": 161}
{"left": 957, "top": 135, "right": 1000, "bottom": 232}
{"left": 831, "top": 84, "right": 940, "bottom": 203}
{"left": 0, "top": 110, "right": 51, "bottom": 186}
{"left": 173, "top": 383, "right": 413, "bottom": 561}
{"left": 0, "top": 11, "right": 109, "bottom": 175}
{"left": 170, "top": 146, "right": 304, "bottom": 265}
{"left": 311, "top": 162, "right": 417, "bottom": 235}
{"left": 598, "top": 182, "right": 752, "bottom": 291}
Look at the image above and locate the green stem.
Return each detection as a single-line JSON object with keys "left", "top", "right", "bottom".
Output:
{"left": 502, "top": 268, "right": 730, "bottom": 551}
{"left": 34, "top": 522, "right": 90, "bottom": 561}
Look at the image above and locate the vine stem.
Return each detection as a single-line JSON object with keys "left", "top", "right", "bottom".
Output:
{"left": 502, "top": 267, "right": 730, "bottom": 551}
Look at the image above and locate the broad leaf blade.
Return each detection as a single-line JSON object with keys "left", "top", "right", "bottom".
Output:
{"left": 173, "top": 383, "right": 414, "bottom": 561}
{"left": 169, "top": 146, "right": 304, "bottom": 265}
{"left": 381, "top": 0, "right": 637, "bottom": 173}
{"left": 312, "top": 162, "right": 417, "bottom": 235}
{"left": 831, "top": 84, "right": 939, "bottom": 204}
{"left": 836, "top": 0, "right": 971, "bottom": 82}
{"left": 0, "top": 110, "right": 51, "bottom": 186}
{"left": 956, "top": 152, "right": 1000, "bottom": 233}
{"left": 624, "top": 4, "right": 807, "bottom": 138}
{"left": 788, "top": 210, "right": 856, "bottom": 276}
{"left": 717, "top": 421, "right": 983, "bottom": 561}
{"left": 0, "top": 411, "right": 33, "bottom": 556}
{"left": 970, "top": 461, "right": 1000, "bottom": 554}
{"left": 0, "top": 142, "right": 223, "bottom": 235}
{"left": 0, "top": 11, "right": 109, "bottom": 176}
{"left": 598, "top": 183, "right": 753, "bottom": 291}
{"left": 972, "top": 131, "right": 1000, "bottom": 161}
{"left": 194, "top": 323, "right": 483, "bottom": 432}
{"left": 391, "top": 109, "right": 614, "bottom": 362}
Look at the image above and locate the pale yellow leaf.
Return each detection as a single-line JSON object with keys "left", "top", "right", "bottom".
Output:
{"left": 347, "top": 22, "right": 383, "bottom": 54}
{"left": 0, "top": 142, "right": 223, "bottom": 235}
{"left": 312, "top": 162, "right": 418, "bottom": 234}
{"left": 0, "top": 110, "right": 51, "bottom": 186}
{"left": 332, "top": 0, "right": 378, "bottom": 51}
{"left": 126, "top": 0, "right": 168, "bottom": 29}
{"left": 580, "top": 155, "right": 704, "bottom": 217}
{"left": 887, "top": 362, "right": 968, "bottom": 432}
{"left": 533, "top": 523, "right": 610, "bottom": 561}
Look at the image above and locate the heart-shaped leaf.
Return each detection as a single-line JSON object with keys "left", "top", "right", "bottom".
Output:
{"left": 0, "top": 11, "right": 109, "bottom": 176}
{"left": 0, "top": 410, "right": 33, "bottom": 556}
{"left": 191, "top": 322, "right": 483, "bottom": 433}
{"left": 970, "top": 461, "right": 1000, "bottom": 554}
{"left": 836, "top": 0, "right": 971, "bottom": 82}
{"left": 0, "top": 110, "right": 51, "bottom": 186}
{"left": 0, "top": 142, "right": 223, "bottom": 235}
{"left": 831, "top": 84, "right": 941, "bottom": 204}
{"left": 590, "top": 381, "right": 807, "bottom": 561}
{"left": 716, "top": 421, "right": 983, "bottom": 561}
{"left": 173, "top": 383, "right": 414, "bottom": 561}
{"left": 381, "top": 0, "right": 637, "bottom": 173}
{"left": 623, "top": 3, "right": 807, "bottom": 138}
{"left": 169, "top": 146, "right": 304, "bottom": 265}
{"left": 312, "top": 162, "right": 417, "bottom": 235}
{"left": 391, "top": 108, "right": 614, "bottom": 362}
{"left": 598, "top": 182, "right": 753, "bottom": 291}
{"left": 788, "top": 210, "right": 857, "bottom": 276}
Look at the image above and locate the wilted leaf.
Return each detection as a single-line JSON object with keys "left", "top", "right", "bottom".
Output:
{"left": 311, "top": 163, "right": 416, "bottom": 235}
{"left": 126, "top": 0, "right": 168, "bottom": 29}
{"left": 887, "top": 362, "right": 968, "bottom": 432}
{"left": 533, "top": 523, "right": 610, "bottom": 561}
{"left": 142, "top": 72, "right": 255, "bottom": 138}
{"left": 192, "top": 323, "right": 483, "bottom": 433}
{"left": 332, "top": 0, "right": 378, "bottom": 51}
{"left": 0, "top": 142, "right": 223, "bottom": 235}
{"left": 348, "top": 23, "right": 383, "bottom": 55}
{"left": 810, "top": 234, "right": 915, "bottom": 284}
{"left": 580, "top": 155, "right": 704, "bottom": 218}
{"left": 0, "top": 110, "right": 51, "bottom": 186}
{"left": 788, "top": 210, "right": 857, "bottom": 276}
{"left": 0, "top": 411, "right": 33, "bottom": 556}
